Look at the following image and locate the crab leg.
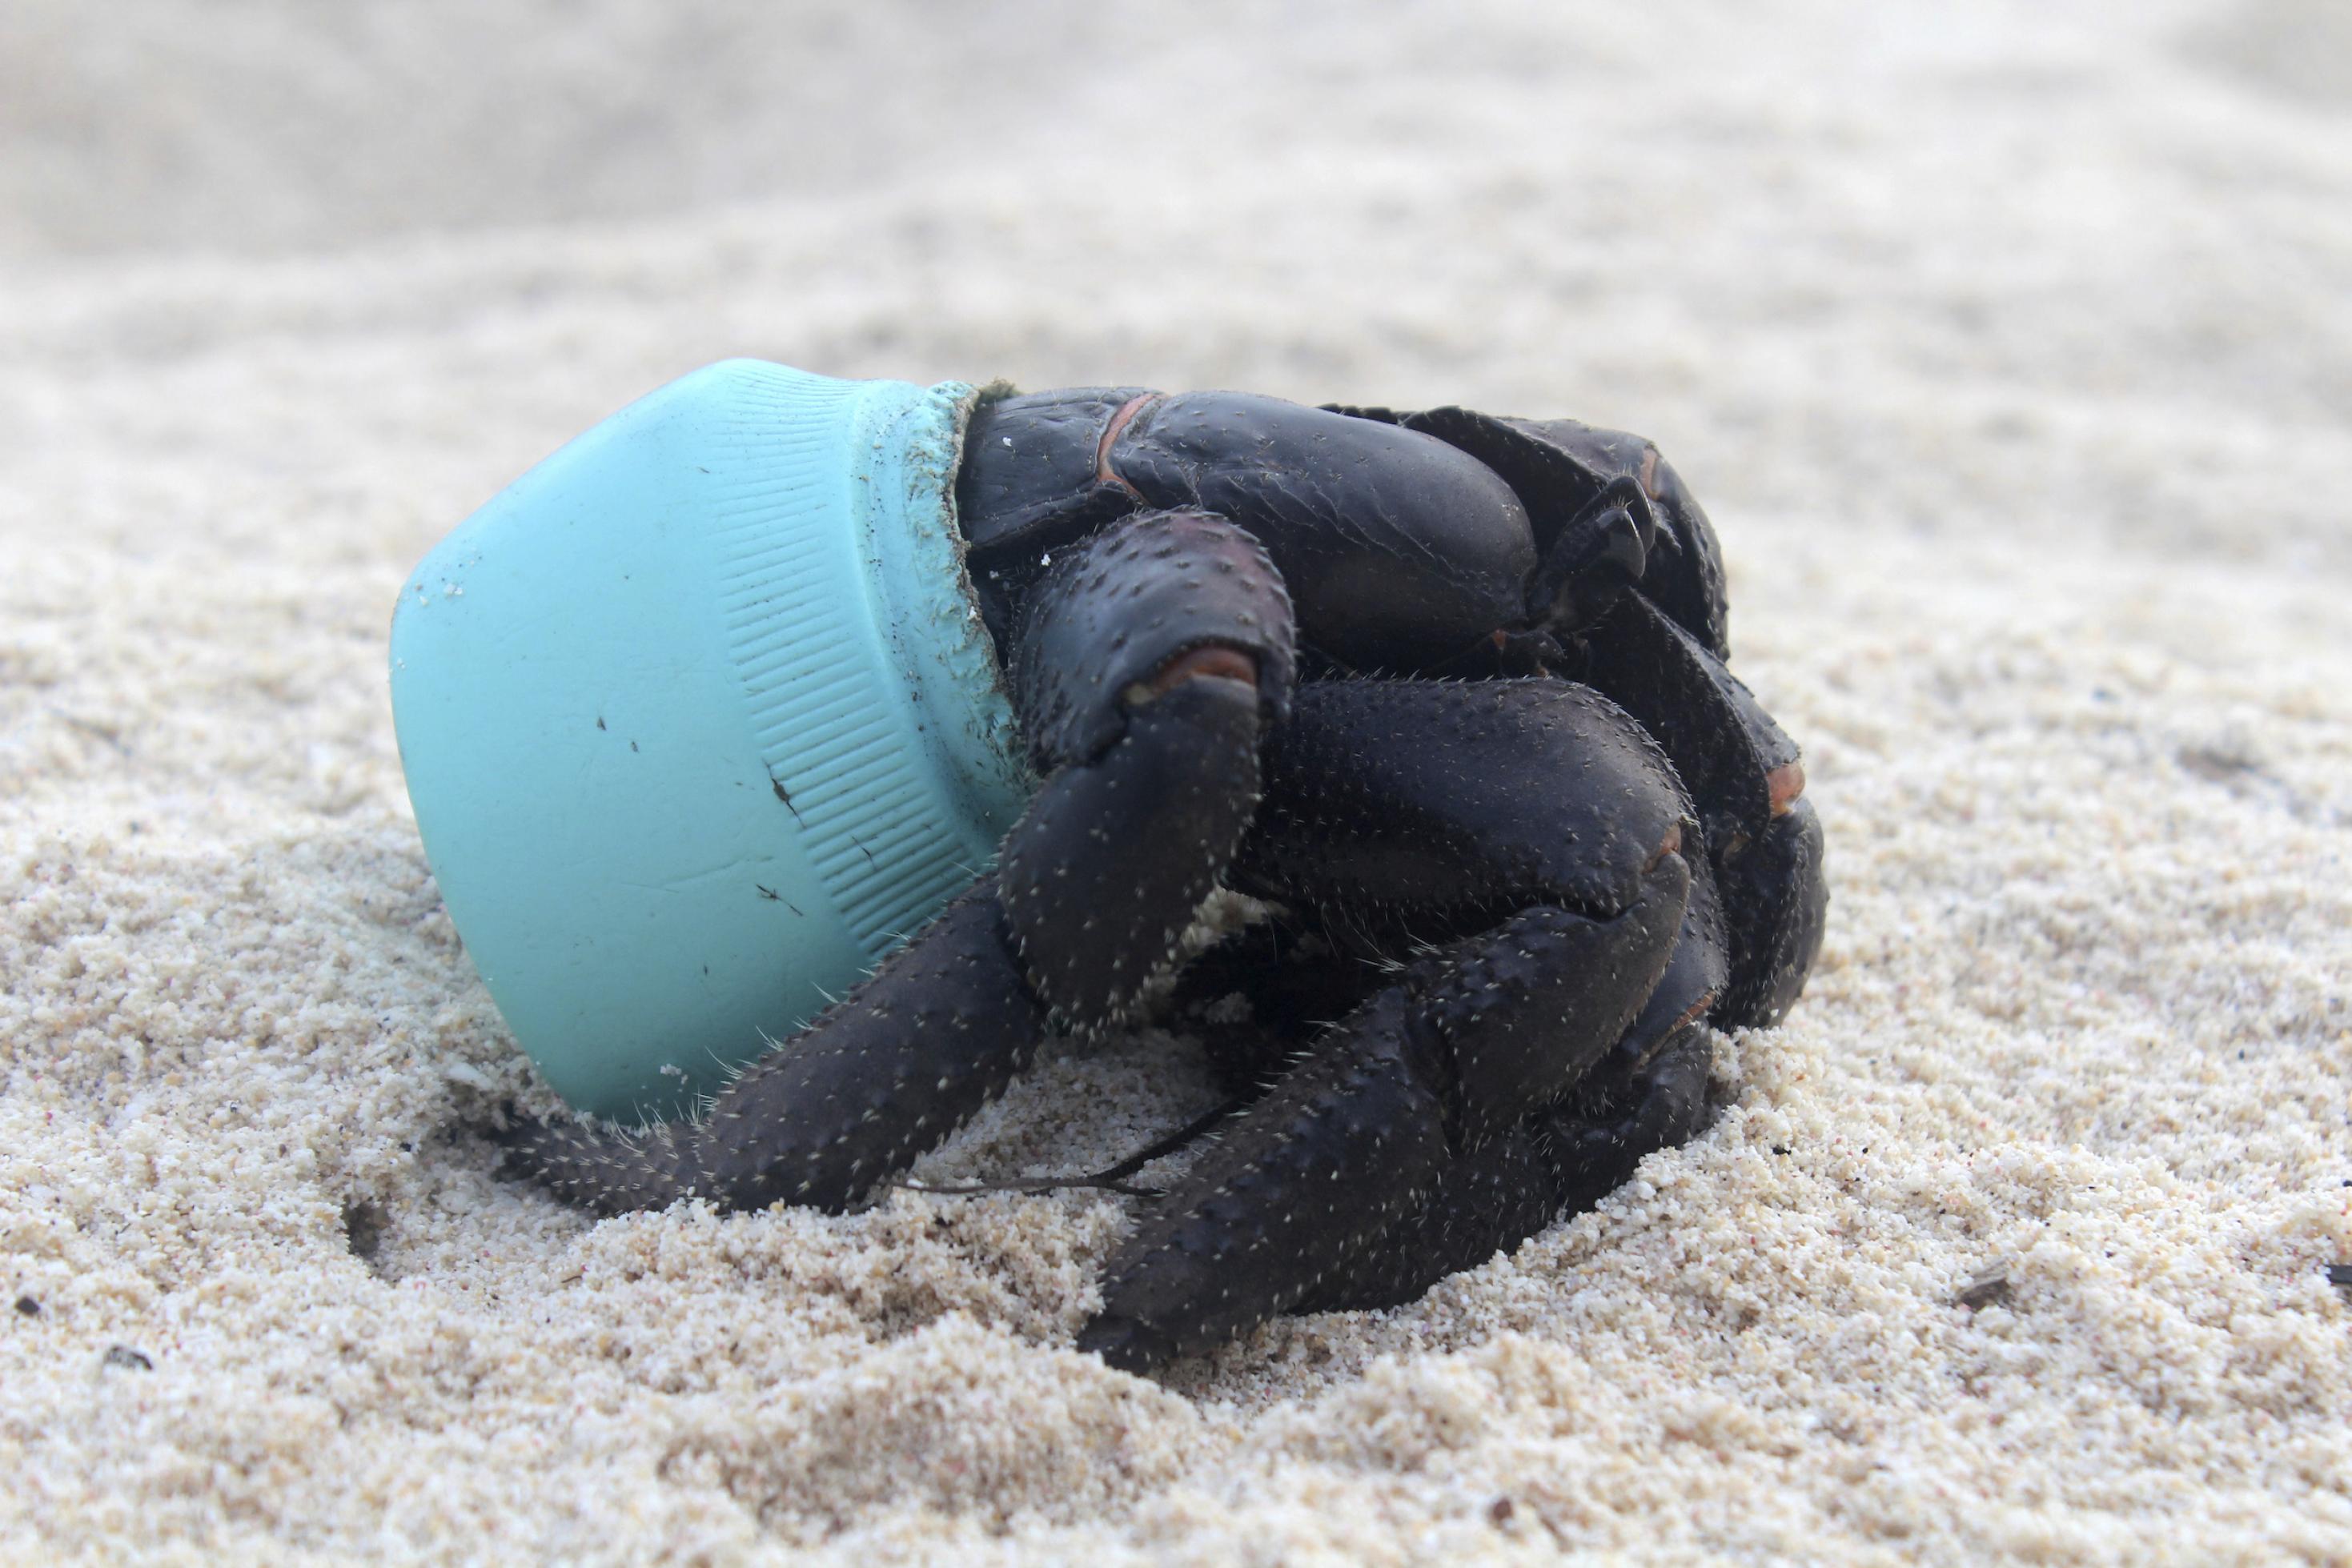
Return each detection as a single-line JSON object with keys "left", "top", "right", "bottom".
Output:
{"left": 1154, "top": 845, "right": 1732, "bottom": 1319}
{"left": 1285, "top": 1118, "right": 1566, "bottom": 1313}
{"left": 1539, "top": 1022, "right": 1716, "bottom": 1219}
{"left": 997, "top": 507, "right": 1296, "bottom": 1027}
{"left": 1078, "top": 677, "right": 1703, "bottom": 1368}
{"left": 1079, "top": 861, "right": 1689, "bottom": 1370}
{"left": 1279, "top": 1005, "right": 1716, "bottom": 1318}
{"left": 500, "top": 884, "right": 1042, "bottom": 1213}
{"left": 1573, "top": 590, "right": 1827, "bottom": 1026}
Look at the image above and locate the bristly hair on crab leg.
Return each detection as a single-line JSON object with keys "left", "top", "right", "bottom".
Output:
{"left": 497, "top": 378, "right": 1829, "bottom": 1376}
{"left": 997, "top": 507, "right": 1297, "bottom": 1029}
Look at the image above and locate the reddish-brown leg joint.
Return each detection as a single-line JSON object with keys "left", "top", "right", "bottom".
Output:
{"left": 1123, "top": 644, "right": 1259, "bottom": 709}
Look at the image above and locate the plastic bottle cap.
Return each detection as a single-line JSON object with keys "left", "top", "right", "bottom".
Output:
{"left": 390, "top": 361, "right": 1034, "bottom": 1119}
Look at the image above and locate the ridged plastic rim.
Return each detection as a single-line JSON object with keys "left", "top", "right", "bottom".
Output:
{"left": 389, "top": 360, "right": 1034, "bottom": 1118}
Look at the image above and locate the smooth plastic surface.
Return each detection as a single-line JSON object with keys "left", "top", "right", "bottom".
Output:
{"left": 390, "top": 360, "right": 1034, "bottom": 1119}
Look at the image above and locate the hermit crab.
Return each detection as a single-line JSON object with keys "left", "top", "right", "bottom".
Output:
{"left": 476, "top": 378, "right": 1828, "bottom": 1372}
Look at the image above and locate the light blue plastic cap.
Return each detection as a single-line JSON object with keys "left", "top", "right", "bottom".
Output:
{"left": 390, "top": 360, "right": 1035, "bottom": 1119}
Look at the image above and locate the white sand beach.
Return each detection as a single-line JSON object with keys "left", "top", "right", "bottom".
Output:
{"left": 2, "top": 1, "right": 2348, "bottom": 1560}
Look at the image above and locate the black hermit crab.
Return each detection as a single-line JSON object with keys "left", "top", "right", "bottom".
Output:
{"left": 496, "top": 383, "right": 1829, "bottom": 1371}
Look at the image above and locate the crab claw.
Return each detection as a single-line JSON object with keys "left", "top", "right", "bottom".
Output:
{"left": 998, "top": 508, "right": 1297, "bottom": 1029}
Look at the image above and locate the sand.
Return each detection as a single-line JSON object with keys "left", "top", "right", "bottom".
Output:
{"left": 2, "top": 0, "right": 2349, "bottom": 1561}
